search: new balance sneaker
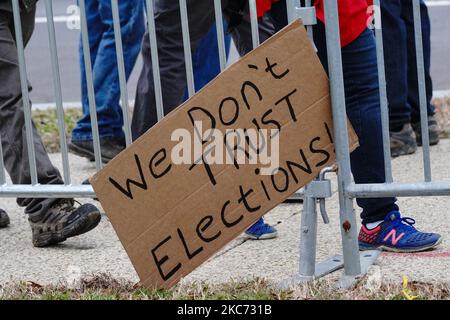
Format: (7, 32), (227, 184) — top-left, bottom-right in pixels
(390, 124), (417, 158)
(359, 211), (442, 253)
(244, 218), (278, 240)
(29, 199), (101, 247)
(0, 209), (10, 228)
(412, 115), (440, 146)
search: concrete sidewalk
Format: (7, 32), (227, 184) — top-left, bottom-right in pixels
(0, 140), (449, 287)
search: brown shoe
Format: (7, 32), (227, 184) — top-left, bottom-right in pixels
(0, 209), (10, 228)
(412, 115), (440, 146)
(390, 124), (417, 158)
(29, 199), (101, 247)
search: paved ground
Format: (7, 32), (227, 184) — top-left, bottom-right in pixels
(1, 140), (449, 287)
(27, 0), (450, 106)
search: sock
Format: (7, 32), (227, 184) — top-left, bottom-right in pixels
(365, 220), (383, 230)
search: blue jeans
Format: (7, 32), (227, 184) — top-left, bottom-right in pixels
(269, 2), (398, 223)
(182, 20), (231, 102)
(72, 0), (145, 141)
(381, 0), (434, 129)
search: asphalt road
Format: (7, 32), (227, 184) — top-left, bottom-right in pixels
(26, 0), (450, 105)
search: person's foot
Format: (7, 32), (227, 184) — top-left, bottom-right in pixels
(244, 218), (278, 240)
(412, 115), (440, 146)
(29, 199), (101, 247)
(359, 211), (442, 253)
(68, 137), (125, 164)
(0, 209), (10, 228)
(390, 124), (417, 158)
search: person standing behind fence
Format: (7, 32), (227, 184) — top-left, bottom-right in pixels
(69, 0), (145, 163)
(267, 0), (441, 252)
(0, 0), (101, 247)
(370, 0), (439, 157)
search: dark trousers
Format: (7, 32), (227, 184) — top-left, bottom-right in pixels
(381, 0), (434, 129)
(131, 0), (274, 140)
(0, 6), (63, 218)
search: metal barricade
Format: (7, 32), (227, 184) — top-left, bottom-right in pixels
(0, 0), (449, 287)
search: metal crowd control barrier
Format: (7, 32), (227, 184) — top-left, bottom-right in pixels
(1, 0), (449, 287)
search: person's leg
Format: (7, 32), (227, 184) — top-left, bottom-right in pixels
(340, 28), (400, 224)
(378, 0), (420, 157)
(132, 0), (218, 140)
(0, 8), (101, 246)
(268, 1), (440, 251)
(71, 0), (103, 143)
(402, 0), (439, 145)
(0, 7), (62, 218)
(314, 20), (440, 252)
(71, 0), (145, 161)
(380, 0), (411, 131)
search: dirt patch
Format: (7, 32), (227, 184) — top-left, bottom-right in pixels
(433, 96), (450, 138)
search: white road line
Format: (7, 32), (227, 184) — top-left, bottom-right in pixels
(35, 16), (79, 24)
(425, 0), (450, 7)
(34, 1), (450, 23)
(33, 100), (136, 110)
(433, 90), (450, 98)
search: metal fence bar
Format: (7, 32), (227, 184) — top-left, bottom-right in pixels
(298, 186), (318, 279)
(0, 185), (95, 198)
(179, 0), (195, 98)
(79, 0), (102, 171)
(347, 181), (450, 198)
(111, 0), (132, 147)
(145, 0), (164, 121)
(412, 0), (432, 182)
(249, 0), (260, 48)
(286, 0), (300, 24)
(304, 0), (314, 40)
(323, 0), (361, 276)
(12, 0), (38, 185)
(44, 0), (71, 184)
(214, 0), (227, 71)
(373, 0), (393, 183)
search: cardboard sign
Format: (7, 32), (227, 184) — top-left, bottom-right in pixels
(91, 20), (359, 289)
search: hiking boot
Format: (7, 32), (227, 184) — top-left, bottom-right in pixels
(359, 211), (442, 253)
(390, 124), (417, 158)
(29, 199), (101, 247)
(0, 209), (10, 228)
(412, 115), (440, 146)
(68, 137), (125, 164)
(244, 218), (278, 240)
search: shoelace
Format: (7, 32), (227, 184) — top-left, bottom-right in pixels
(52, 199), (75, 215)
(390, 216), (417, 231)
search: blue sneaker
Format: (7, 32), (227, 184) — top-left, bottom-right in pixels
(244, 218), (278, 240)
(359, 211), (442, 253)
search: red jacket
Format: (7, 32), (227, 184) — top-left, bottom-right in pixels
(256, 0), (369, 47)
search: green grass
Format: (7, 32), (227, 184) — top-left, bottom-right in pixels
(1, 273), (449, 300)
(33, 107), (82, 153)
